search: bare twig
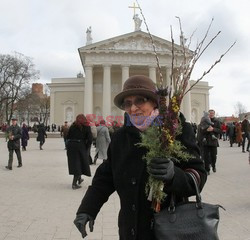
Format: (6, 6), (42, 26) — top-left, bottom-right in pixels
(170, 25), (175, 98)
(135, 0), (164, 87)
(185, 41), (236, 95)
(195, 31), (221, 63)
(196, 18), (214, 57)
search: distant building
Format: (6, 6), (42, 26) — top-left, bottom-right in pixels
(48, 30), (212, 125)
(15, 83), (50, 126)
(219, 115), (239, 124)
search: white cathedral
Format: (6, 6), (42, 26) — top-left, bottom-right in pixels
(48, 19), (212, 126)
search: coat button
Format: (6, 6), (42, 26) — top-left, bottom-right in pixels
(132, 204), (136, 211)
(131, 228), (135, 235)
(131, 178), (136, 185)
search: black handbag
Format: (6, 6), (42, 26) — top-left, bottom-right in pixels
(154, 172), (224, 240)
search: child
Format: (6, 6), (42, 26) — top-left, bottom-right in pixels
(200, 111), (217, 143)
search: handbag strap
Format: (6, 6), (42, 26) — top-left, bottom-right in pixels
(169, 172), (203, 211)
(187, 172), (202, 208)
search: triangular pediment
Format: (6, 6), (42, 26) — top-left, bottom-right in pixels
(79, 31), (182, 54)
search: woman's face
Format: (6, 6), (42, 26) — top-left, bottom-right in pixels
(123, 95), (156, 117)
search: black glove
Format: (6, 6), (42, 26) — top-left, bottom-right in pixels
(148, 157), (175, 183)
(74, 213), (94, 238)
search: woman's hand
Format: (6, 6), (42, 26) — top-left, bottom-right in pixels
(148, 157), (175, 183)
(74, 213), (94, 238)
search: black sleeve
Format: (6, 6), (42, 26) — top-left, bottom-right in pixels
(85, 126), (93, 147)
(165, 121), (207, 197)
(66, 126), (72, 139)
(14, 127), (22, 140)
(213, 120), (222, 135)
(77, 146), (115, 218)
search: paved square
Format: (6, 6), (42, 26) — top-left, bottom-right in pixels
(0, 136), (250, 240)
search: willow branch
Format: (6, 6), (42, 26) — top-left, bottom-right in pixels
(195, 31), (221, 63)
(170, 25), (175, 99)
(196, 18), (214, 57)
(185, 41), (236, 95)
(136, 0), (164, 87)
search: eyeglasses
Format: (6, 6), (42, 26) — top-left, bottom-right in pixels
(121, 97), (148, 110)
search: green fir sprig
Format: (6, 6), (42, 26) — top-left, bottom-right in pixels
(139, 122), (192, 209)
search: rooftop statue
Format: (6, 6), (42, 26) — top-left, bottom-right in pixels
(133, 14), (142, 31)
(86, 26), (93, 45)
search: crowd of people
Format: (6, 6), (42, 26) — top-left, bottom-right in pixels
(194, 111), (250, 175)
(218, 115), (250, 152)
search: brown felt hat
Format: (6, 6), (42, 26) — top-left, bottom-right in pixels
(114, 75), (158, 109)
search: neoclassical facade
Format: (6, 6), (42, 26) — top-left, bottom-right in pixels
(48, 31), (212, 125)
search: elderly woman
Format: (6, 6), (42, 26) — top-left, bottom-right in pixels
(74, 75), (207, 239)
(66, 114), (93, 189)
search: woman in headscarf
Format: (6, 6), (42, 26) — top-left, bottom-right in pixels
(66, 114), (93, 189)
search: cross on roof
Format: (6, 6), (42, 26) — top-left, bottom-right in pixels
(128, 2), (140, 16)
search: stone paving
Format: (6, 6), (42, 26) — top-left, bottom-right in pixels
(0, 136), (250, 240)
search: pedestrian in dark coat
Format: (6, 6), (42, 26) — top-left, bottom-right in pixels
(241, 115), (250, 152)
(21, 123), (29, 151)
(227, 122), (236, 147)
(37, 123), (47, 150)
(73, 75), (207, 239)
(200, 109), (222, 174)
(66, 114), (93, 190)
(5, 116), (22, 170)
(61, 121), (70, 149)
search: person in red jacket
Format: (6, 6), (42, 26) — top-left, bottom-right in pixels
(221, 122), (227, 141)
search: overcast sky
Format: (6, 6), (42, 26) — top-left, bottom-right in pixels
(1, 0), (249, 116)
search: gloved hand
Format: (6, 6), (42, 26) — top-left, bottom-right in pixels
(148, 157), (175, 183)
(74, 213), (94, 238)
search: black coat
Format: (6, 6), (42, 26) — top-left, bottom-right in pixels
(201, 117), (222, 147)
(37, 125), (47, 142)
(21, 126), (29, 147)
(77, 116), (207, 240)
(66, 124), (93, 176)
(7, 125), (22, 150)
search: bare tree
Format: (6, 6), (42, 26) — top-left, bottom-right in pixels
(40, 84), (50, 126)
(39, 94), (50, 126)
(234, 101), (247, 117)
(16, 86), (41, 126)
(15, 84), (50, 126)
(0, 52), (39, 124)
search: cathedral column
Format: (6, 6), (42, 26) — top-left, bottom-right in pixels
(122, 65), (130, 88)
(205, 93), (210, 111)
(103, 65), (111, 119)
(181, 81), (192, 122)
(166, 66), (171, 87)
(84, 65), (93, 115)
(50, 90), (55, 124)
(149, 66), (157, 83)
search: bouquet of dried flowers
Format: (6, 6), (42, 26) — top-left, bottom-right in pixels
(136, 0), (235, 212)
